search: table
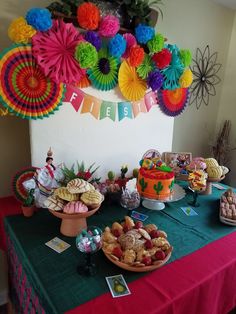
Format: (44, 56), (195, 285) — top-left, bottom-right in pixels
(3, 184), (236, 314)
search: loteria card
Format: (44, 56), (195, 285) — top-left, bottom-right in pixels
(180, 206), (198, 216)
(45, 237), (71, 253)
(105, 275), (131, 298)
(131, 210), (149, 222)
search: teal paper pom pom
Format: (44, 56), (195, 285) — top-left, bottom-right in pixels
(179, 49), (192, 67)
(75, 42), (98, 69)
(108, 34), (126, 58)
(26, 8), (52, 31)
(135, 24), (155, 44)
(147, 33), (165, 53)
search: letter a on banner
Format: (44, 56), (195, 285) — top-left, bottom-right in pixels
(81, 94), (101, 119)
(132, 99), (147, 118)
(118, 102), (133, 121)
(144, 91), (157, 112)
(64, 85), (84, 112)
(100, 101), (116, 121)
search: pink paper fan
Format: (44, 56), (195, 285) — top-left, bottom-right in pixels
(32, 20), (85, 84)
(122, 33), (137, 59)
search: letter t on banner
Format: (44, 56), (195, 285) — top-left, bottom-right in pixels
(64, 85), (84, 112)
(132, 99), (147, 118)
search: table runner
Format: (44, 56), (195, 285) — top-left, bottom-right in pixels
(4, 185), (236, 314)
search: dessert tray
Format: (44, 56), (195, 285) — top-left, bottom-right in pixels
(142, 184), (186, 210)
(102, 216), (173, 272)
(219, 188), (236, 226)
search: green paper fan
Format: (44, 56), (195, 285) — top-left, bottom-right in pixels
(87, 48), (119, 91)
(137, 54), (155, 79)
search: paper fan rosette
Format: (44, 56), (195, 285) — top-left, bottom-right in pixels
(118, 60), (147, 101)
(87, 48), (119, 91)
(12, 167), (38, 203)
(32, 20), (85, 84)
(0, 44), (65, 119)
(157, 88), (190, 116)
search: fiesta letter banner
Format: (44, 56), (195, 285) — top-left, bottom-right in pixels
(64, 85), (84, 112)
(144, 91), (158, 112)
(132, 99), (147, 118)
(81, 94), (101, 119)
(118, 102), (133, 121)
(100, 101), (116, 121)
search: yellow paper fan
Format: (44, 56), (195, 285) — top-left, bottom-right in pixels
(118, 60), (147, 101)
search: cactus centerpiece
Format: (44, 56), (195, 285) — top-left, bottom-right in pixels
(139, 177), (148, 192)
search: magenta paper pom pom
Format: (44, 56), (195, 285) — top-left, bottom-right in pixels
(122, 33), (137, 59)
(99, 15), (120, 37)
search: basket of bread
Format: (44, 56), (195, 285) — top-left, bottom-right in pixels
(219, 188), (236, 226)
(102, 216), (172, 272)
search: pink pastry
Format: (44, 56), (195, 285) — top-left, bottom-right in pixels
(188, 157), (207, 171)
(63, 201), (88, 214)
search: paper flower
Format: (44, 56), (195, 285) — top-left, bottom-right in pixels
(88, 48), (119, 91)
(26, 8), (52, 31)
(147, 33), (165, 54)
(135, 24), (155, 44)
(129, 45), (145, 67)
(118, 60), (147, 101)
(179, 49), (192, 67)
(147, 70), (164, 91)
(122, 33), (137, 59)
(99, 15), (120, 37)
(152, 48), (172, 69)
(75, 42), (98, 69)
(137, 54), (155, 79)
(32, 20), (85, 84)
(77, 75), (91, 88)
(8, 17), (36, 44)
(161, 45), (184, 90)
(108, 34), (126, 58)
(179, 68), (193, 88)
(77, 2), (100, 30)
(84, 31), (102, 51)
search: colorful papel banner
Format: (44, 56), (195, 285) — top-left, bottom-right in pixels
(118, 102), (133, 121)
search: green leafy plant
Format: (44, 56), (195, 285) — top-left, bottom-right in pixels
(139, 178), (148, 192)
(23, 189), (35, 207)
(154, 182), (163, 194)
(107, 171), (116, 181)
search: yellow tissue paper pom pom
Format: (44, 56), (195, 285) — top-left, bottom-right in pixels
(8, 17), (36, 44)
(179, 68), (193, 88)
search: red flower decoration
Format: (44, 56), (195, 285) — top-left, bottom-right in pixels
(129, 45), (145, 67)
(77, 2), (100, 30)
(152, 48), (172, 69)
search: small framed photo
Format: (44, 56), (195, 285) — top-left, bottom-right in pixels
(163, 152), (192, 170)
(105, 275), (131, 298)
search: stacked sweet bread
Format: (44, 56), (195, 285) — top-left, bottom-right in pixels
(102, 216), (172, 267)
(204, 158), (229, 179)
(220, 189), (236, 220)
(44, 178), (104, 214)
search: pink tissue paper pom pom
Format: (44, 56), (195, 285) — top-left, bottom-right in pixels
(122, 33), (137, 59)
(99, 15), (120, 37)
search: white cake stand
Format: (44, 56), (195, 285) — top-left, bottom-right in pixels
(142, 184), (186, 210)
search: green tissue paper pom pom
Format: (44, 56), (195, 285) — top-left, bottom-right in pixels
(179, 49), (192, 67)
(75, 42), (98, 69)
(147, 33), (165, 54)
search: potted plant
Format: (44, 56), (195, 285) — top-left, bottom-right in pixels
(21, 189), (35, 217)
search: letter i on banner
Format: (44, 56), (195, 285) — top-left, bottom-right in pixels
(118, 102), (133, 121)
(144, 91), (158, 112)
(81, 94), (101, 119)
(100, 101), (116, 121)
(132, 99), (147, 118)
(64, 85), (84, 112)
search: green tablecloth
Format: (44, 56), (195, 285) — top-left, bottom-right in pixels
(4, 183), (236, 313)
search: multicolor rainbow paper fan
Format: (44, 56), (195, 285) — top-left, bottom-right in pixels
(12, 167), (38, 202)
(87, 48), (119, 91)
(118, 60), (147, 101)
(0, 44), (65, 120)
(157, 88), (190, 116)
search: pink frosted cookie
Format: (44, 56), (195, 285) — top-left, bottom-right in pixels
(63, 201), (88, 214)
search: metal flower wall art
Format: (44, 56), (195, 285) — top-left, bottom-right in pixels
(190, 45), (221, 109)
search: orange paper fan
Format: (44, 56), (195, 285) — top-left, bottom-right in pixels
(77, 75), (91, 88)
(118, 60), (147, 101)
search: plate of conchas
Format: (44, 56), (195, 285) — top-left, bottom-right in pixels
(102, 216), (173, 272)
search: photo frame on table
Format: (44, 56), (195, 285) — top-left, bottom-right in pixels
(163, 152), (192, 169)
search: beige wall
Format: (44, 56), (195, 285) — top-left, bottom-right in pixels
(0, 0), (51, 197)
(216, 13), (236, 187)
(157, 0), (234, 157)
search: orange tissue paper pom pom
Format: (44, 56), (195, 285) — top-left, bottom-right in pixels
(77, 2), (100, 30)
(129, 45), (145, 67)
(8, 17), (36, 44)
